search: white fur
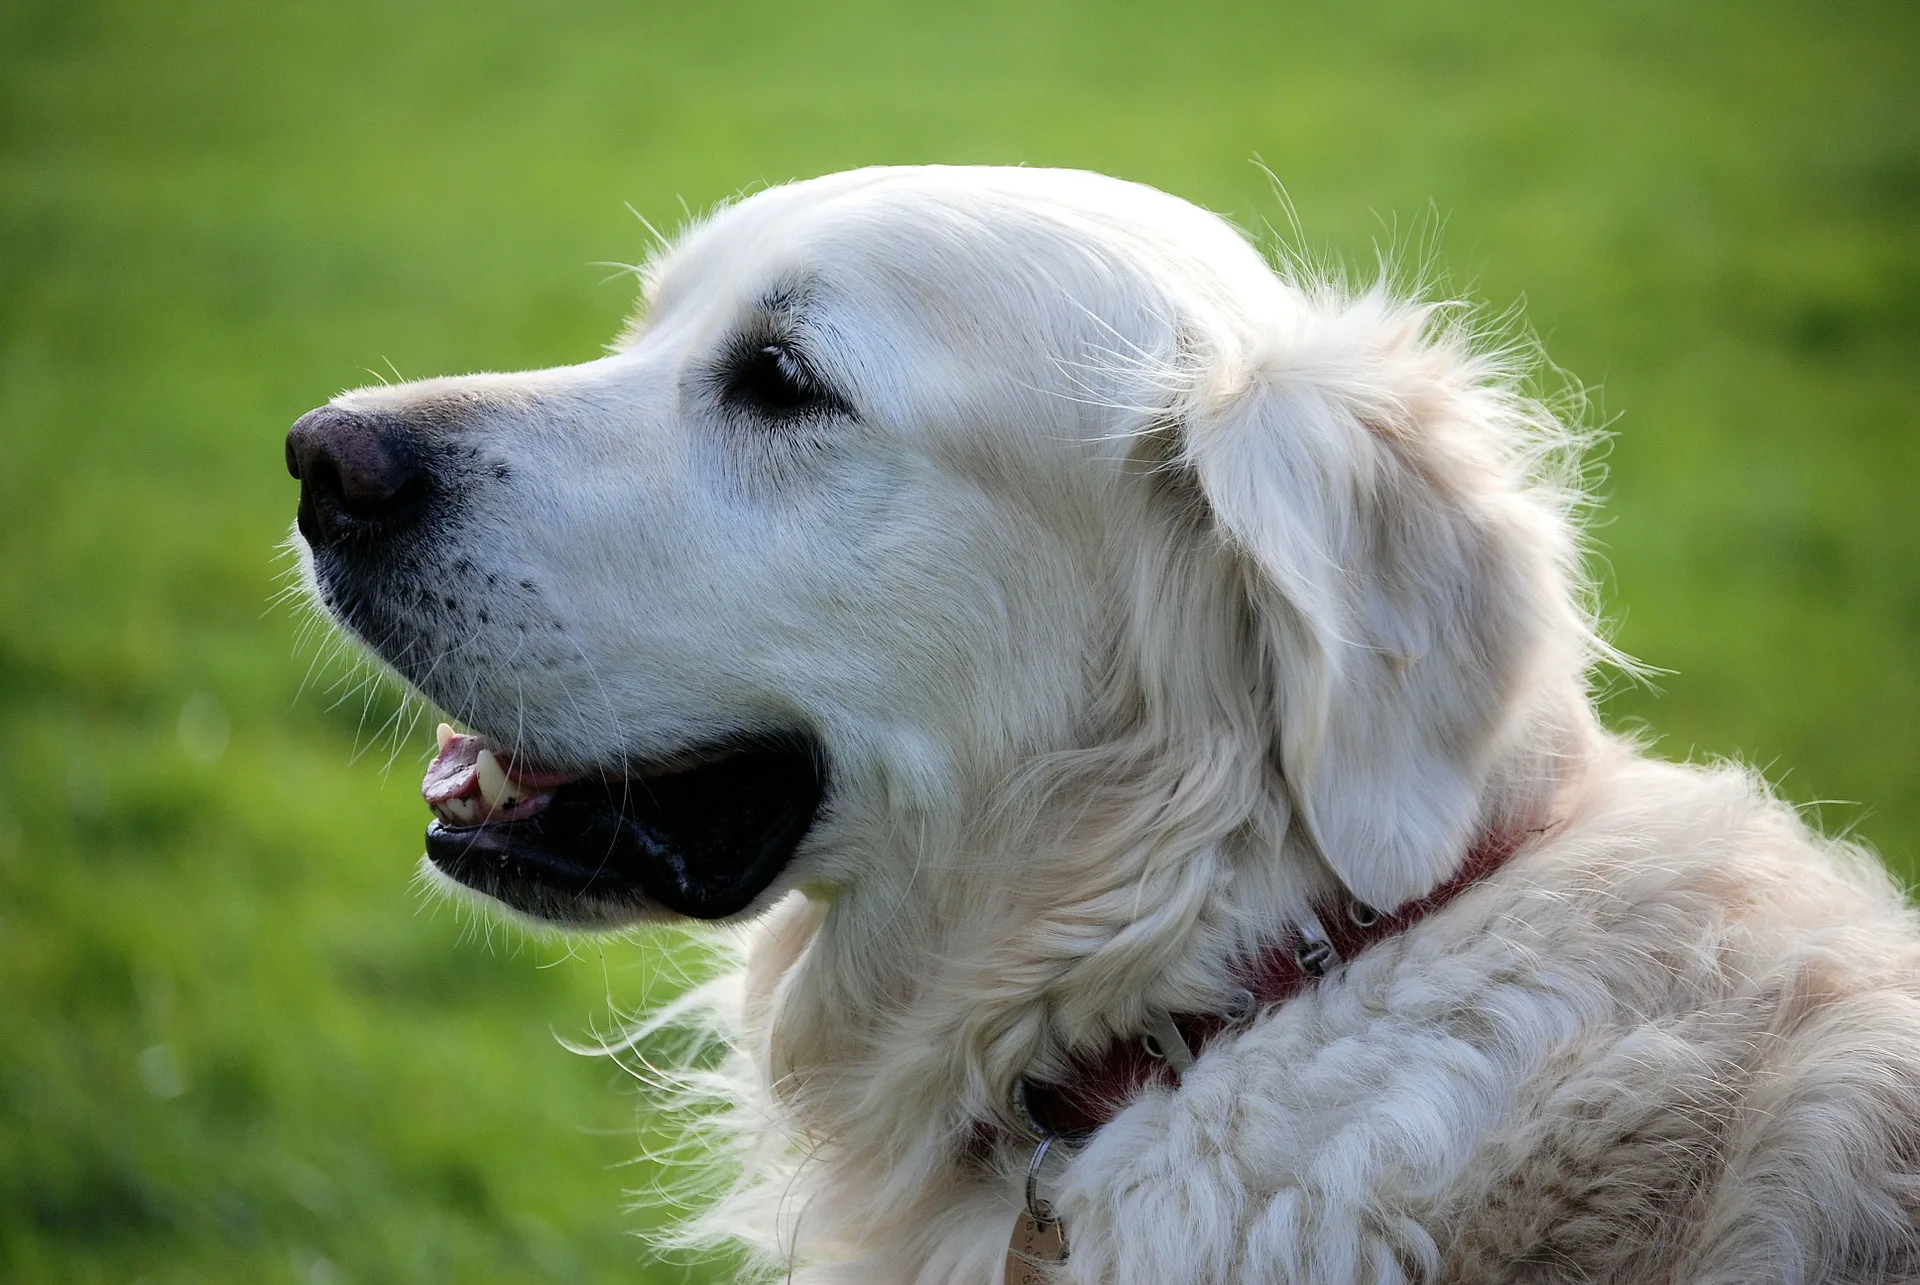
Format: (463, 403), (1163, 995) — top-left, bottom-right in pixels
(312, 166), (1920, 1282)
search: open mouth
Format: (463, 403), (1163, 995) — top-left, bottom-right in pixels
(421, 724), (827, 924)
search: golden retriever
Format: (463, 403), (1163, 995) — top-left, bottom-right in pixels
(288, 166), (1920, 1283)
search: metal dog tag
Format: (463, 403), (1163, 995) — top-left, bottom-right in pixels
(1004, 1209), (1068, 1282)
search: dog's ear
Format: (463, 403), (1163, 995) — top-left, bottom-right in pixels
(1181, 298), (1574, 910)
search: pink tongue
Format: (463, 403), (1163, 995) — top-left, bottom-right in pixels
(422, 732), (585, 806)
(424, 734), (483, 804)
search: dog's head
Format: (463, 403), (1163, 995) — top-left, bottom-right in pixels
(288, 166), (1590, 931)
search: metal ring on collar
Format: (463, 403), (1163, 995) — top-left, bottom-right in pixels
(1025, 1134), (1059, 1222)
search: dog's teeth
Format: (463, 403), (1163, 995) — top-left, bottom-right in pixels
(474, 748), (523, 810)
(436, 721), (456, 750)
(439, 796), (480, 826)
(475, 748), (508, 808)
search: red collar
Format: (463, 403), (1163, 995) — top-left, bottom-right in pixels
(1006, 828), (1533, 1143)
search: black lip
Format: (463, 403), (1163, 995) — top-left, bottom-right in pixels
(424, 736), (827, 923)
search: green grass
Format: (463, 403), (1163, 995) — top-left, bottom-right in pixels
(2, 0), (1915, 1280)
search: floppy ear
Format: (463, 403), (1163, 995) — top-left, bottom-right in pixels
(1182, 298), (1573, 910)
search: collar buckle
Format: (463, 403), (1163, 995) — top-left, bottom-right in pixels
(1291, 911), (1339, 977)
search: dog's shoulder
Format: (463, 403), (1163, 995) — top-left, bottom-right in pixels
(1053, 751), (1920, 1284)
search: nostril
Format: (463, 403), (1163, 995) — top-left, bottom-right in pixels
(305, 454), (347, 508)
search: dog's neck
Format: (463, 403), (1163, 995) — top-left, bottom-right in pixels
(1002, 821), (1541, 1145)
(740, 698), (1591, 1249)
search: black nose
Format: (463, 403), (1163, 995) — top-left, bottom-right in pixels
(285, 405), (431, 547)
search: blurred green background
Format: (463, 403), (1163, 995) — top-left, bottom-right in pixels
(2, 0), (1914, 1280)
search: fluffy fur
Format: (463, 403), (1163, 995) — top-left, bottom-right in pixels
(304, 166), (1920, 1283)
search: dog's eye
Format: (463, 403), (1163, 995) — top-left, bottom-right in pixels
(718, 340), (851, 423)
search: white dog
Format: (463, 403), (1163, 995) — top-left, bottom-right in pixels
(288, 166), (1920, 1283)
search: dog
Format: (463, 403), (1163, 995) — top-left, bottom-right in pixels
(287, 166), (1920, 1283)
